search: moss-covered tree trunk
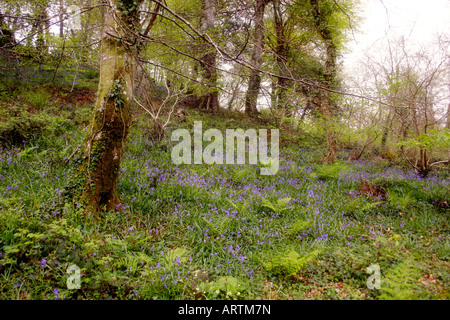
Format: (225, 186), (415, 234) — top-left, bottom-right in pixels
(80, 1), (137, 213)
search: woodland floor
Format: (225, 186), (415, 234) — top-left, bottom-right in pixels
(0, 83), (449, 300)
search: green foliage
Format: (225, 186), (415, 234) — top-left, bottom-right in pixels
(226, 198), (248, 214)
(340, 198), (364, 215)
(200, 276), (248, 299)
(284, 220), (313, 237)
(311, 162), (350, 180)
(421, 183), (449, 209)
(207, 216), (233, 238)
(0, 87), (90, 146)
(19, 88), (51, 110)
(162, 247), (189, 270)
(359, 201), (384, 213)
(396, 129), (450, 172)
(262, 249), (321, 277)
(84, 69), (99, 80)
(398, 130), (450, 150)
(292, 0), (360, 48)
(387, 188), (417, 212)
(114, 255), (143, 276)
(1, 219), (83, 267)
(378, 259), (422, 300)
(0, 80), (448, 300)
(232, 167), (253, 185)
(260, 197), (292, 213)
(108, 79), (126, 107)
(165, 0), (201, 17)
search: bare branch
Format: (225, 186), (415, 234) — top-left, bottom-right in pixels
(142, 2), (161, 37)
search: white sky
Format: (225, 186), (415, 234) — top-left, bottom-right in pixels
(344, 0), (450, 69)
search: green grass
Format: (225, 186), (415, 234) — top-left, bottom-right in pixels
(0, 86), (449, 300)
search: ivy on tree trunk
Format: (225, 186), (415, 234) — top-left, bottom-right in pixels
(79, 0), (140, 213)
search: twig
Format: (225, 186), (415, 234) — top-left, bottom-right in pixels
(429, 160), (450, 167)
(64, 144), (81, 165)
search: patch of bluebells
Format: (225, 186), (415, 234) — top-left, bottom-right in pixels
(3, 131), (447, 298)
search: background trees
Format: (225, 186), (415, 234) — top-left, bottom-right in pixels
(347, 36), (449, 176)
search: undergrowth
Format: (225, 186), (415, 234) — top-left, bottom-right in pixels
(0, 85), (448, 300)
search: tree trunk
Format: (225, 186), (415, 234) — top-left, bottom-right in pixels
(36, 8), (47, 53)
(198, 0), (219, 111)
(0, 11), (15, 48)
(273, 0), (290, 117)
(81, 0), (94, 47)
(59, 0), (64, 38)
(310, 0), (338, 164)
(381, 108), (392, 149)
(446, 102), (450, 129)
(321, 98), (337, 164)
(245, 0), (270, 116)
(27, 21), (36, 47)
(79, 1), (136, 213)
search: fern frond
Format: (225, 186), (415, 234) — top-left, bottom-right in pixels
(261, 198), (277, 212)
(285, 220), (313, 237)
(360, 201), (383, 212)
(261, 197), (291, 213)
(378, 259), (422, 300)
(163, 247), (189, 269)
(263, 249), (321, 276)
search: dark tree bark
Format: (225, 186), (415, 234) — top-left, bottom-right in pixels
(381, 108), (393, 149)
(446, 103), (450, 129)
(273, 0), (290, 117)
(0, 12), (15, 48)
(36, 7), (47, 53)
(245, 0), (271, 116)
(310, 0), (338, 164)
(59, 0), (64, 38)
(198, 0), (219, 111)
